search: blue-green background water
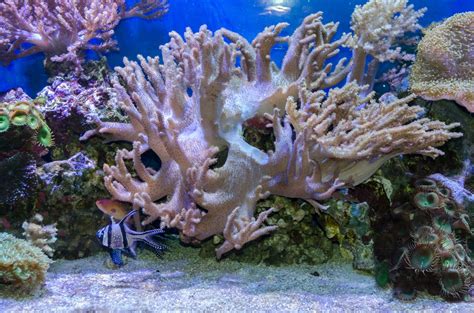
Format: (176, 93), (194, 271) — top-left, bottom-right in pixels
(1, 0), (473, 95)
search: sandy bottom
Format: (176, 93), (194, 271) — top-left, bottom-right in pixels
(1, 244), (472, 312)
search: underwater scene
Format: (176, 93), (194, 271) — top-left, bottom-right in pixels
(0, 0), (473, 311)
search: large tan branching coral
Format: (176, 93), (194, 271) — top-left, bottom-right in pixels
(83, 0), (461, 258)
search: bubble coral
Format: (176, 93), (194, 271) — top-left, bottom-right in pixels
(410, 12), (474, 112)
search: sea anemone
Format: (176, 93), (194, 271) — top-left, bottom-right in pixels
(453, 244), (467, 262)
(415, 178), (438, 192)
(433, 216), (453, 233)
(414, 192), (440, 210)
(437, 187), (451, 198)
(0, 113), (9, 132)
(439, 269), (467, 297)
(412, 226), (438, 245)
(442, 200), (457, 217)
(407, 245), (437, 272)
(439, 251), (458, 270)
(453, 214), (472, 234)
(36, 125), (54, 147)
(439, 236), (455, 251)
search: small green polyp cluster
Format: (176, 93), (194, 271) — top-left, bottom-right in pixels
(0, 98), (53, 147)
(394, 178), (473, 300)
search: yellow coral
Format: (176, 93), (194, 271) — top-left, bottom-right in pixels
(410, 12), (474, 112)
(0, 232), (52, 295)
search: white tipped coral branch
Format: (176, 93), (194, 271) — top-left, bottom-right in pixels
(347, 0), (426, 92)
(216, 207), (277, 259)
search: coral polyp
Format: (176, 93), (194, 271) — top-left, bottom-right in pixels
(37, 125), (54, 147)
(439, 252), (458, 270)
(408, 245), (436, 272)
(414, 191), (440, 210)
(379, 176), (473, 300)
(439, 270), (468, 297)
(0, 99), (54, 148)
(412, 226), (438, 246)
(0, 114), (9, 132)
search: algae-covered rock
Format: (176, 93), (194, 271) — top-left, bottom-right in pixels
(200, 195), (372, 267)
(35, 152), (111, 259)
(0, 232), (52, 296)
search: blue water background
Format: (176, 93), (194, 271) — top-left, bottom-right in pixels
(1, 0), (473, 96)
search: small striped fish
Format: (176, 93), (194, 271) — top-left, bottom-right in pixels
(96, 209), (166, 266)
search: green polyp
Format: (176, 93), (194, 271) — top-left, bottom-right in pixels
(415, 178), (437, 191)
(414, 192), (439, 210)
(11, 112), (28, 126)
(440, 254), (457, 270)
(443, 201), (456, 216)
(454, 244), (466, 261)
(410, 246), (434, 271)
(440, 237), (455, 251)
(433, 216), (452, 233)
(26, 114), (41, 130)
(37, 125), (53, 147)
(0, 115), (9, 132)
(375, 261), (390, 288)
(437, 187), (451, 198)
(440, 270), (464, 295)
(417, 232), (438, 245)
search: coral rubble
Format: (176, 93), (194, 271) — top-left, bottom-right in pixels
(22, 213), (58, 258)
(84, 0), (461, 259)
(0, 0), (169, 70)
(410, 12), (474, 112)
(35, 152), (110, 258)
(0, 232), (51, 296)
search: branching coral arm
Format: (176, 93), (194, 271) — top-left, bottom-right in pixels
(216, 200), (276, 259)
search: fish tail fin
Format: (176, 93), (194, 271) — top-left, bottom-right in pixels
(144, 235), (167, 254)
(141, 228), (165, 236)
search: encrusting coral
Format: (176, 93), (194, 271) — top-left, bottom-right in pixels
(0, 0), (169, 70)
(0, 232), (52, 296)
(83, 0), (462, 259)
(22, 213), (58, 258)
(410, 12), (474, 112)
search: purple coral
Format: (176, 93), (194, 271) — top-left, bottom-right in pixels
(0, 0), (169, 70)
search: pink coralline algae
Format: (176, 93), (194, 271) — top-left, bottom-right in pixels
(0, 0), (169, 70)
